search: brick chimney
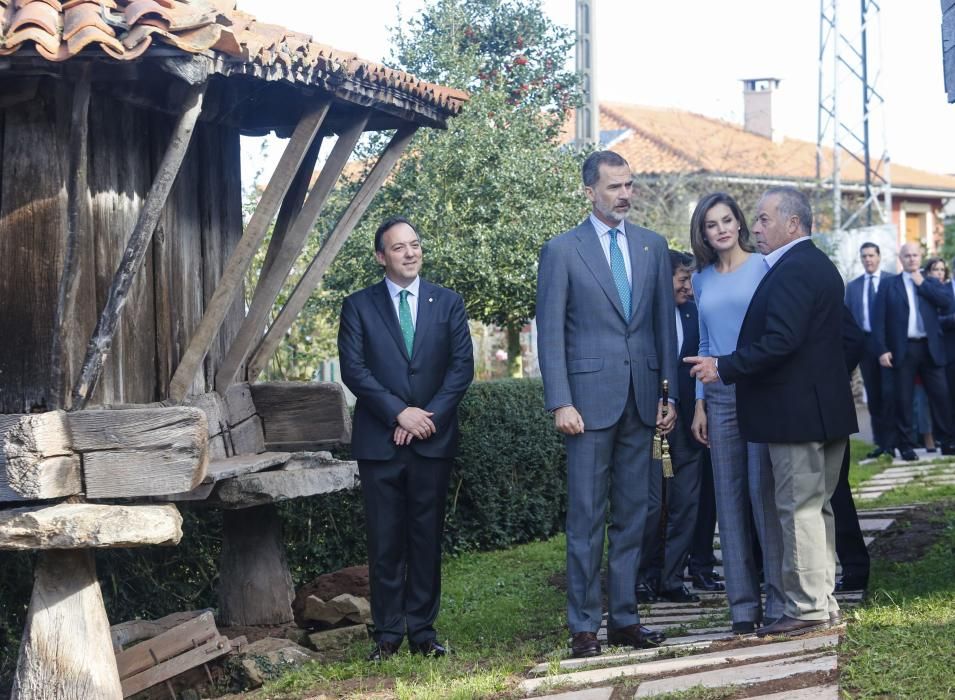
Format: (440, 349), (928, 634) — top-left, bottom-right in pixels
(741, 78), (781, 141)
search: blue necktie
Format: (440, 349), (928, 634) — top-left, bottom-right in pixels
(608, 229), (632, 318)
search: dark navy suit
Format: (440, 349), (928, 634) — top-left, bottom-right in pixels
(845, 272), (895, 451)
(872, 273), (955, 450)
(338, 278), (473, 646)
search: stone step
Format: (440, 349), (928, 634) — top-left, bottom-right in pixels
(747, 684), (840, 700)
(535, 688), (614, 700)
(519, 635), (838, 694)
(858, 518), (894, 531)
(529, 640), (715, 676)
(633, 653), (837, 697)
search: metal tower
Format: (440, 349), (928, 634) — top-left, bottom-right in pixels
(816, 0), (891, 232)
(575, 0), (598, 145)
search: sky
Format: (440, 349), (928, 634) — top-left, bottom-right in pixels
(236, 0), (955, 179)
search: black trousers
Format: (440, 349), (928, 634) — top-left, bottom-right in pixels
(860, 337), (894, 450)
(831, 441), (870, 582)
(687, 449), (718, 577)
(892, 340), (954, 449)
(358, 450), (451, 645)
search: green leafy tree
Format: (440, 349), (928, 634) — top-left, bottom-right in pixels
(318, 0), (588, 377)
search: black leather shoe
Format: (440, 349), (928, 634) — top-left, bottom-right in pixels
(607, 624), (666, 648)
(691, 573), (725, 592)
(865, 447), (889, 459)
(636, 582), (658, 603)
(657, 585), (701, 603)
(899, 448), (919, 461)
(367, 640), (401, 661)
(835, 575), (868, 592)
(941, 444), (955, 456)
(570, 631), (601, 658)
(731, 621), (756, 635)
(410, 639), (447, 657)
(756, 615), (828, 638)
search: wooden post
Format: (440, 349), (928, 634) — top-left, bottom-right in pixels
(215, 112), (371, 391)
(166, 101), (331, 404)
(50, 64), (91, 410)
(12, 550), (123, 700)
(247, 125), (419, 381)
(218, 505), (295, 626)
(70, 82), (207, 410)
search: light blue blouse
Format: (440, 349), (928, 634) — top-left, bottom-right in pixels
(692, 253), (767, 400)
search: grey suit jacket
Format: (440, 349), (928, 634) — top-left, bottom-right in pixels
(536, 218), (678, 430)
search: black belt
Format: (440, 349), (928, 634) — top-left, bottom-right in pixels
(907, 337), (928, 343)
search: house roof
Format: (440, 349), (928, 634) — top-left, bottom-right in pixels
(597, 103), (955, 195)
(0, 0), (468, 126)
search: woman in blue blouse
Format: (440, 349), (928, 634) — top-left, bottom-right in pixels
(689, 192), (784, 635)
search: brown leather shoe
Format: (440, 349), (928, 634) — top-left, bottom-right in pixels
(607, 624), (666, 648)
(756, 615), (828, 638)
(570, 631), (601, 658)
(367, 640), (401, 661)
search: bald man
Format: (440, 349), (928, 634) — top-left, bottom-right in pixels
(871, 243), (955, 461)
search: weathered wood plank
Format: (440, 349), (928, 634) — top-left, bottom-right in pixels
(0, 414), (28, 502)
(72, 83), (207, 409)
(251, 381), (351, 450)
(71, 407), (209, 498)
(111, 610), (211, 652)
(13, 550), (123, 699)
(218, 504), (294, 625)
(167, 101), (330, 403)
(120, 634), (231, 698)
(115, 610), (218, 680)
(222, 382), (257, 425)
(247, 125), (419, 381)
(226, 415), (266, 456)
(215, 114), (367, 390)
(183, 391), (228, 438)
(4, 410), (82, 499)
(208, 454), (358, 509)
(158, 451), (289, 502)
(0, 503), (183, 550)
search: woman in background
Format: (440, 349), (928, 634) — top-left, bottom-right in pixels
(689, 192), (784, 635)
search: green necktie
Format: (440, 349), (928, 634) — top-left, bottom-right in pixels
(398, 289), (415, 356)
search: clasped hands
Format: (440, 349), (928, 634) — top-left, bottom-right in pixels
(554, 399), (677, 436)
(393, 406), (436, 446)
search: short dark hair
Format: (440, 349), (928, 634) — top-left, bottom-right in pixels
(924, 256), (950, 282)
(689, 192), (756, 269)
(668, 249), (695, 274)
(581, 151), (629, 187)
(763, 186), (813, 234)
(860, 241), (880, 255)
(374, 216), (418, 253)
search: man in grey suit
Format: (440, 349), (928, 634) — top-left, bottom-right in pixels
(536, 151), (678, 658)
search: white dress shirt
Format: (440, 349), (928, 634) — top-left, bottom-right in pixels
(861, 271), (882, 333)
(763, 235), (810, 268)
(589, 213), (632, 284)
(384, 275), (420, 328)
(902, 272), (926, 338)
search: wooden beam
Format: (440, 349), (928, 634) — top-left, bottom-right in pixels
(13, 550), (123, 699)
(4, 411), (81, 500)
(120, 634), (232, 698)
(1, 414), (29, 503)
(215, 113), (370, 390)
(50, 65), (91, 410)
(115, 611), (217, 680)
(72, 408), (209, 498)
(250, 381), (351, 450)
(111, 610), (211, 653)
(247, 125), (419, 381)
(71, 82), (208, 410)
(166, 100), (332, 403)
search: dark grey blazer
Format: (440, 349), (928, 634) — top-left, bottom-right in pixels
(536, 218), (678, 430)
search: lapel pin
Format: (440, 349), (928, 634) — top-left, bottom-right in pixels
(644, 246), (649, 252)
(428, 297), (433, 303)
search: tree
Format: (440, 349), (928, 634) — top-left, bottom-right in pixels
(317, 0), (588, 377)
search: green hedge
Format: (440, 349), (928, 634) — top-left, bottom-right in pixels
(0, 378), (565, 693)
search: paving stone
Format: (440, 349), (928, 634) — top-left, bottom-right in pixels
(664, 631), (736, 645)
(535, 688), (614, 700)
(863, 535), (875, 545)
(856, 491), (886, 500)
(858, 518), (894, 531)
(746, 684), (840, 699)
(528, 641), (714, 675)
(641, 613), (719, 624)
(519, 635), (838, 693)
(633, 654), (837, 697)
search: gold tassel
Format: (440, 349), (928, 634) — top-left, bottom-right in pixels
(652, 432), (662, 460)
(661, 437), (674, 478)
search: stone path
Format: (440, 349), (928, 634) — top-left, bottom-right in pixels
(852, 454), (955, 501)
(521, 457), (955, 698)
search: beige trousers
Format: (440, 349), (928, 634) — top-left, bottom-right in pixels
(768, 437), (847, 621)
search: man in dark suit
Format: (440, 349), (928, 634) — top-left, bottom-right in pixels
(872, 242), (955, 461)
(338, 217), (474, 661)
(638, 250), (705, 603)
(687, 186), (857, 637)
(941, 258), (955, 426)
(537, 150), (677, 658)
(845, 242), (895, 458)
